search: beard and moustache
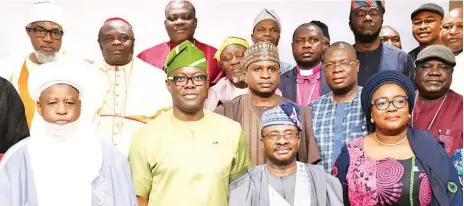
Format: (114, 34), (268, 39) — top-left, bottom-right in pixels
(34, 50), (57, 64)
(350, 22), (382, 43)
(231, 73), (246, 84)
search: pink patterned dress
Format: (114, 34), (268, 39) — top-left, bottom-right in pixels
(332, 137), (432, 206)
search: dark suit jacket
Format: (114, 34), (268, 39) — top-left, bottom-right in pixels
(279, 66), (331, 104)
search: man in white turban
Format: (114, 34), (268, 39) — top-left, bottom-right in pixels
(0, 1), (66, 130)
(0, 58), (138, 206)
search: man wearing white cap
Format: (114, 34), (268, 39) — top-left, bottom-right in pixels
(0, 1), (66, 130)
(251, 8), (294, 74)
(0, 58), (137, 206)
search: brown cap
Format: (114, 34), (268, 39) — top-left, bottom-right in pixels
(244, 41), (280, 70)
(415, 45), (456, 67)
(411, 3), (444, 20)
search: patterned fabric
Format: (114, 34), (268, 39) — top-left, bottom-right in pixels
(340, 137), (432, 205)
(244, 41), (279, 70)
(165, 40), (206, 77)
(214, 37), (249, 60)
(452, 148), (463, 186)
(253, 8), (281, 29)
(312, 86), (367, 172)
(261, 102), (302, 131)
(350, 0), (385, 14)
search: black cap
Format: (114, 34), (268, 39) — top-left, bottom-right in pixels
(310, 20), (330, 41)
(411, 3), (444, 20)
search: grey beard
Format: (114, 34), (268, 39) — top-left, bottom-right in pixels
(231, 74), (246, 84)
(34, 51), (56, 64)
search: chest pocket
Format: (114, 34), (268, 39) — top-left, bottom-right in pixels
(434, 129), (463, 154)
(350, 124), (367, 139)
(198, 139), (233, 179)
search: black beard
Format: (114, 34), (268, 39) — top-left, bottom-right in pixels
(350, 24), (381, 43)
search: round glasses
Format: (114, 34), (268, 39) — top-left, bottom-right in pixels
(167, 75), (208, 86)
(27, 26), (63, 40)
(371, 96), (408, 111)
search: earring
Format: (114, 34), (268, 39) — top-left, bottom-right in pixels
(370, 118), (374, 123)
(408, 114), (411, 119)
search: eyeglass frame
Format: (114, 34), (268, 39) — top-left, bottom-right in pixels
(371, 95), (408, 111)
(167, 75), (208, 86)
(323, 61), (357, 71)
(261, 131), (300, 141)
(26, 25), (64, 40)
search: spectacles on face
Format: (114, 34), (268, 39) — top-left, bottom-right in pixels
(262, 131), (299, 141)
(371, 96), (408, 111)
(353, 9), (382, 19)
(324, 61), (356, 71)
(100, 34), (134, 44)
(27, 26), (63, 40)
(167, 75), (208, 86)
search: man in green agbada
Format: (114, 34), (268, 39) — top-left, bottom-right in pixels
(129, 40), (251, 206)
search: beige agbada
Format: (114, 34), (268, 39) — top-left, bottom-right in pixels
(94, 57), (172, 156)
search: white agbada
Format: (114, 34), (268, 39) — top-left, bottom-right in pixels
(94, 57), (172, 156)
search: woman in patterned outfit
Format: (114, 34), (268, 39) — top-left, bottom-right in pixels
(332, 70), (462, 206)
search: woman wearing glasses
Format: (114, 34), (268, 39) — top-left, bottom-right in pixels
(332, 70), (462, 206)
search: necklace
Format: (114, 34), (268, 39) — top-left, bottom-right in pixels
(374, 133), (407, 146)
(411, 92), (448, 129)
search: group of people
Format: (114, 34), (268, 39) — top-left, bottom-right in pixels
(0, 0), (462, 205)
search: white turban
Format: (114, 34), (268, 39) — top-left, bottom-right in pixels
(26, 1), (65, 29)
(252, 8), (281, 31)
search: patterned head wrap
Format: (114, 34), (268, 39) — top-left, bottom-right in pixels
(165, 40), (207, 77)
(261, 102), (302, 131)
(214, 37), (249, 61)
(244, 41), (279, 70)
(361, 70), (416, 132)
(350, 0), (385, 14)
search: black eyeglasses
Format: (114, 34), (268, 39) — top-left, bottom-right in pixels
(167, 75), (208, 86)
(27, 26), (63, 40)
(371, 96), (408, 111)
(262, 132), (299, 141)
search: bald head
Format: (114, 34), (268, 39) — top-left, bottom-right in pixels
(98, 20), (135, 66)
(379, 25), (402, 49)
(323, 41), (359, 95)
(441, 8), (463, 55)
(165, 0), (196, 17)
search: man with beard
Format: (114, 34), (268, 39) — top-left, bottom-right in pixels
(229, 102), (343, 206)
(95, 17), (172, 156)
(409, 3), (444, 61)
(411, 45), (463, 156)
(137, 0), (222, 85)
(442, 8), (463, 94)
(129, 41), (250, 206)
(280, 23), (330, 106)
(251, 8), (295, 74)
(380, 25), (402, 49)
(349, 0), (414, 86)
(1, 1), (65, 129)
(311, 42), (367, 173)
(214, 41), (321, 166)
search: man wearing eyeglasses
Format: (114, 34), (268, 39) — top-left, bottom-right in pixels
(137, 0), (223, 85)
(0, 1), (65, 129)
(280, 23), (330, 106)
(349, 0), (414, 86)
(215, 41), (321, 166)
(311, 42), (367, 173)
(409, 3), (444, 61)
(229, 102), (343, 206)
(411, 45), (463, 156)
(94, 17), (171, 156)
(129, 40), (250, 206)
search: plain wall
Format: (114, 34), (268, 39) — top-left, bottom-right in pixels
(0, 0), (450, 64)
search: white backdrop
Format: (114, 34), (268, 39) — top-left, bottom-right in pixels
(0, 0), (449, 64)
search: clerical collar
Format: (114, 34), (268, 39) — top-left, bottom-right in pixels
(297, 62), (321, 77)
(104, 59), (133, 71)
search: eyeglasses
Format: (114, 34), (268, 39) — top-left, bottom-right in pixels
(371, 96), (408, 111)
(413, 19), (438, 27)
(324, 61), (356, 70)
(262, 132), (299, 141)
(27, 26), (63, 40)
(167, 75), (208, 86)
(296, 78), (318, 84)
(100, 34), (134, 44)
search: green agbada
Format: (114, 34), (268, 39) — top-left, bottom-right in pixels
(165, 40), (207, 77)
